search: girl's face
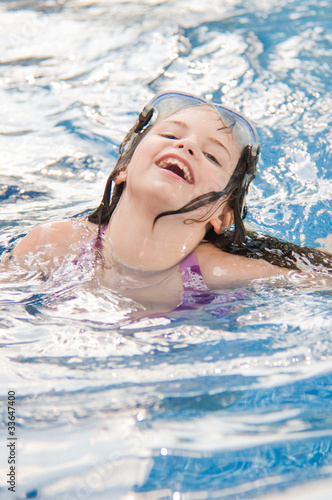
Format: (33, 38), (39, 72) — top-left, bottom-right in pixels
(119, 105), (242, 217)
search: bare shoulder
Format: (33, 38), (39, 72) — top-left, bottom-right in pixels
(12, 219), (97, 263)
(195, 242), (287, 288)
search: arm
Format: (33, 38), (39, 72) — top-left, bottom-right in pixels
(196, 242), (287, 289)
(12, 219), (88, 271)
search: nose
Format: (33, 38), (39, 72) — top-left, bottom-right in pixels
(178, 144), (194, 156)
(175, 140), (196, 157)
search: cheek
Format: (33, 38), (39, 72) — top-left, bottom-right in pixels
(126, 136), (160, 172)
(125, 146), (149, 183)
(201, 170), (233, 194)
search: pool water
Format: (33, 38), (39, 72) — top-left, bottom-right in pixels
(1, 0), (332, 499)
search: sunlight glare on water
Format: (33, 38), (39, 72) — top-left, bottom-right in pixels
(0, 0), (332, 499)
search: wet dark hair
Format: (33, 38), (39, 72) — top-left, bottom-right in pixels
(88, 108), (154, 229)
(88, 103), (332, 273)
(231, 231), (332, 273)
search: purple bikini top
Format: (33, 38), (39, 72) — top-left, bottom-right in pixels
(178, 250), (247, 313)
(179, 251), (209, 291)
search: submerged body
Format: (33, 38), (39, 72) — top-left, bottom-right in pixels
(12, 216), (284, 313)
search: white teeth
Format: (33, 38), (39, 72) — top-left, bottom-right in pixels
(158, 158), (193, 183)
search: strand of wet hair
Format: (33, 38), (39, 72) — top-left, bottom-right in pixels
(232, 231), (332, 272)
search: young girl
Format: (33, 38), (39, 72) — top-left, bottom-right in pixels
(12, 91), (332, 313)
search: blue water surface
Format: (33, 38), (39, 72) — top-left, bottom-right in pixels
(0, 0), (332, 499)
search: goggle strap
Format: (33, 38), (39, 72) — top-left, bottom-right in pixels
(118, 108), (153, 157)
(136, 107), (153, 132)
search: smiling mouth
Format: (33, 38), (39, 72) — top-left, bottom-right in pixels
(157, 157), (194, 184)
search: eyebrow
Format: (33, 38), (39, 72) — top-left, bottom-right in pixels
(163, 119), (231, 158)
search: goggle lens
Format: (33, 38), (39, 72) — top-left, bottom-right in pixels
(142, 91), (260, 158)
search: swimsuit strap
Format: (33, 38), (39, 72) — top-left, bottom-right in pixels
(180, 251), (209, 291)
(74, 223), (108, 267)
(89, 223), (108, 252)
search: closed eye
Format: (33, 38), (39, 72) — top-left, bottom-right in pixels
(159, 133), (178, 140)
(205, 152), (221, 166)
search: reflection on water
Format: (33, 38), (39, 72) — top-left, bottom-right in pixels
(0, 0), (332, 498)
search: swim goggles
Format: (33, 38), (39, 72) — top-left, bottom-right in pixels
(140, 90), (260, 159)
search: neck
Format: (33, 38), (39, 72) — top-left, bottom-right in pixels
(101, 193), (204, 276)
